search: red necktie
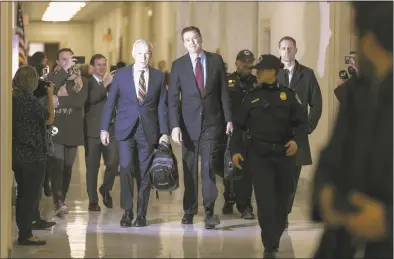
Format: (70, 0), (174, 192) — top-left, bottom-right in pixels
(195, 57), (204, 95)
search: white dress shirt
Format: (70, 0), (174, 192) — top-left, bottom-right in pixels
(92, 74), (104, 85)
(134, 66), (149, 97)
(285, 62), (296, 84)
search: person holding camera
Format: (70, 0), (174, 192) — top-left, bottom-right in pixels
(334, 51), (361, 103)
(12, 65), (55, 245)
(46, 48), (88, 216)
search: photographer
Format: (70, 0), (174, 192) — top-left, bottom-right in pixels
(27, 52), (57, 230)
(334, 51), (360, 103)
(12, 65), (54, 245)
(46, 48), (88, 216)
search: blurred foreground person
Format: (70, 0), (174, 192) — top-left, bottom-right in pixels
(12, 65), (55, 245)
(312, 2), (393, 258)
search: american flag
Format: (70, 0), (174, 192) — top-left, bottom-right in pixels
(15, 2), (27, 67)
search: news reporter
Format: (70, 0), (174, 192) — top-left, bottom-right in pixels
(12, 65), (55, 245)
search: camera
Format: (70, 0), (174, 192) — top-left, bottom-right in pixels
(339, 52), (358, 80)
(33, 64), (52, 98)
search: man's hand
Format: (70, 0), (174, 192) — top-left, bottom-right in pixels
(171, 127), (182, 145)
(232, 153), (244, 169)
(52, 95), (59, 108)
(57, 86), (68, 96)
(345, 191), (387, 241)
(285, 140), (298, 156)
(63, 56), (77, 71)
(319, 184), (348, 226)
(100, 130), (110, 146)
(103, 70), (116, 88)
(159, 134), (169, 144)
(226, 122), (233, 134)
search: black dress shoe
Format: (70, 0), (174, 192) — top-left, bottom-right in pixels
(204, 213), (220, 229)
(18, 236), (47, 246)
(181, 214), (194, 224)
(43, 184), (52, 197)
(32, 219), (56, 230)
(88, 202), (101, 211)
(222, 201), (234, 215)
(99, 186), (113, 208)
(134, 216), (147, 227)
(263, 251), (277, 259)
(120, 210), (133, 227)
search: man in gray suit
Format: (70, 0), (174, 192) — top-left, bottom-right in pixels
(277, 36), (323, 228)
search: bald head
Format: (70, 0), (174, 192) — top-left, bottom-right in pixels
(132, 39), (152, 69)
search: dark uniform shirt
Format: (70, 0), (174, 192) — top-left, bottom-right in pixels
(231, 81), (305, 155)
(227, 72), (257, 116)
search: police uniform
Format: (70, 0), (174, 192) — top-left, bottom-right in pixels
(231, 54), (305, 257)
(223, 50), (256, 219)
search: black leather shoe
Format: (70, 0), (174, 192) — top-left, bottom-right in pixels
(32, 219), (56, 230)
(181, 214), (194, 224)
(99, 186), (113, 208)
(134, 216), (147, 227)
(43, 183), (52, 197)
(222, 201), (234, 215)
(204, 212), (220, 229)
(120, 210), (133, 227)
(241, 207), (255, 220)
(88, 202), (101, 212)
(263, 251), (277, 259)
(18, 236), (47, 246)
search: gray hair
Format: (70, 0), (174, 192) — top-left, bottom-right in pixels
(13, 65), (39, 92)
(132, 39), (153, 54)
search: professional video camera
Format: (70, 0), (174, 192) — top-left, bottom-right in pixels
(338, 51), (358, 80)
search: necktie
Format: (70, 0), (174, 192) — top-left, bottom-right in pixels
(137, 70), (147, 104)
(195, 57), (204, 95)
(284, 69), (290, 87)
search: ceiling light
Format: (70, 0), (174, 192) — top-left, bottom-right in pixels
(42, 2), (87, 22)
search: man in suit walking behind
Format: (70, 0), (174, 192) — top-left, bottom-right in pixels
(84, 54), (118, 212)
(168, 26), (233, 229)
(101, 40), (169, 227)
(276, 36), (323, 228)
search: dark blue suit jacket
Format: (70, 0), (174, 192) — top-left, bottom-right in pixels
(101, 64), (169, 145)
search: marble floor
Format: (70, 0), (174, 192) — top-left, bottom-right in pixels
(11, 145), (323, 258)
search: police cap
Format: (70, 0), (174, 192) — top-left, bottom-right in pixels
(250, 54), (284, 70)
(236, 50), (255, 62)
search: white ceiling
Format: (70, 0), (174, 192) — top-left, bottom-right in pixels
(21, 2), (122, 23)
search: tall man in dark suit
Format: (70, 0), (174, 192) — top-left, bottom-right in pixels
(276, 36), (323, 227)
(101, 39), (169, 228)
(168, 26), (232, 229)
(84, 54), (118, 211)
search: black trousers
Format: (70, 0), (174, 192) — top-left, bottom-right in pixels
(85, 136), (118, 203)
(248, 144), (295, 250)
(182, 125), (221, 215)
(118, 121), (153, 217)
(13, 160), (46, 241)
(48, 144), (77, 203)
(287, 165), (302, 214)
(33, 157), (52, 222)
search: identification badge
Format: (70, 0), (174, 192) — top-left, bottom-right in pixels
(280, 92), (287, 101)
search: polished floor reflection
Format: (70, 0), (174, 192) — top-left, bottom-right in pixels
(12, 146), (323, 258)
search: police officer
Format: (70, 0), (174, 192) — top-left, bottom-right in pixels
(231, 54), (305, 258)
(222, 50), (256, 220)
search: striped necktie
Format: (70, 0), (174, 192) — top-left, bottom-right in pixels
(137, 70), (147, 104)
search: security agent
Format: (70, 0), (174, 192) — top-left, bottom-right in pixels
(231, 54), (305, 258)
(222, 49), (256, 219)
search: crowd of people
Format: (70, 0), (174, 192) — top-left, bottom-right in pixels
(11, 2), (392, 258)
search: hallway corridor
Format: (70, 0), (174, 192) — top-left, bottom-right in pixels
(11, 145), (323, 258)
